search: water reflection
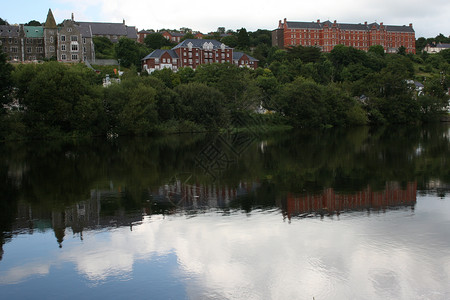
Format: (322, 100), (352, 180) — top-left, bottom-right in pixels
(0, 124), (450, 299)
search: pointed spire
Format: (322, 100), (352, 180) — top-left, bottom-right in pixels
(44, 9), (57, 29)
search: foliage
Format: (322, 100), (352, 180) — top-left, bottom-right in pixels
(0, 48), (13, 112)
(144, 33), (175, 50)
(25, 20), (41, 26)
(237, 28), (250, 49)
(93, 37), (115, 59)
(114, 38), (149, 70)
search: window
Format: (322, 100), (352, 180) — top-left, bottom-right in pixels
(10, 46), (18, 53)
(83, 38), (86, 44)
(67, 28), (72, 32)
(61, 35), (66, 42)
(71, 44), (78, 51)
(71, 36), (78, 42)
(36, 47), (43, 53)
(26, 38), (32, 44)
(83, 47), (86, 53)
(50, 36), (54, 43)
(14, 38), (18, 44)
(71, 54), (78, 60)
(61, 54), (67, 60)
(155, 58), (159, 64)
(8, 38), (12, 44)
(27, 47), (32, 53)
(183, 58), (187, 63)
(167, 58), (171, 63)
(50, 46), (55, 52)
(38, 39), (42, 44)
(162, 58), (166, 63)
(61, 45), (66, 51)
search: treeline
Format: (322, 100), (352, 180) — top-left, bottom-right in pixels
(0, 43), (449, 140)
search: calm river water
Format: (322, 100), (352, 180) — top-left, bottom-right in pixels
(1, 125), (450, 299)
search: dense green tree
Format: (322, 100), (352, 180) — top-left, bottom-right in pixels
(416, 37), (427, 52)
(93, 37), (115, 59)
(174, 82), (229, 128)
(25, 20), (41, 26)
(0, 49), (13, 112)
(181, 32), (195, 41)
(115, 38), (149, 69)
(368, 45), (385, 57)
(286, 45), (322, 63)
(397, 46), (407, 56)
(0, 18), (8, 25)
(237, 28), (250, 49)
(144, 33), (173, 50)
(221, 35), (238, 48)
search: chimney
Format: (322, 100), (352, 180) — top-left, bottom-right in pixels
(380, 22), (383, 26)
(333, 20), (337, 25)
(279, 20), (282, 28)
(364, 21), (367, 25)
(317, 19), (320, 23)
(123, 19), (125, 25)
(71, 13), (74, 21)
(409, 23), (413, 27)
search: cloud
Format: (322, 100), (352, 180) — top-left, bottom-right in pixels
(49, 0), (449, 37)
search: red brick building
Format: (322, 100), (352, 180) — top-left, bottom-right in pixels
(137, 30), (154, 44)
(273, 18), (416, 54)
(285, 182), (417, 219)
(142, 39), (258, 73)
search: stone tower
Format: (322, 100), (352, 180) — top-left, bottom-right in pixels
(43, 9), (57, 59)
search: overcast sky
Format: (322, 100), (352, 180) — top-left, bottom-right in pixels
(1, 0), (449, 38)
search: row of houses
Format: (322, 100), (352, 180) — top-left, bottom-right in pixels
(0, 9), (137, 63)
(142, 39), (258, 73)
(273, 18), (416, 54)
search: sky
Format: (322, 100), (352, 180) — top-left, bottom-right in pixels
(1, 0), (449, 38)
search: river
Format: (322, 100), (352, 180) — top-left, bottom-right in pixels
(0, 124), (449, 299)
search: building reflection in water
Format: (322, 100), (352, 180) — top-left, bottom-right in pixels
(5, 181), (417, 249)
(284, 182), (417, 219)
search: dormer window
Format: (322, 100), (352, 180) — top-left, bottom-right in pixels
(187, 42), (193, 50)
(221, 43), (225, 50)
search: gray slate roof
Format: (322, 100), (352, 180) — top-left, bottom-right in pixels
(285, 20), (414, 33)
(233, 51), (258, 61)
(142, 49), (179, 60)
(172, 39), (232, 50)
(0, 25), (20, 37)
(78, 22), (137, 39)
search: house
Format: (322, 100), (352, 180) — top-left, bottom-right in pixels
(137, 29), (154, 43)
(273, 18), (416, 54)
(142, 39), (258, 73)
(233, 51), (258, 68)
(142, 49), (179, 73)
(161, 31), (185, 43)
(424, 42), (450, 53)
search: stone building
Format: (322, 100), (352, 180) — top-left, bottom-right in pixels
(0, 9), (136, 63)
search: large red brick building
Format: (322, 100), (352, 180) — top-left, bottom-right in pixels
(142, 39), (258, 73)
(273, 18), (416, 54)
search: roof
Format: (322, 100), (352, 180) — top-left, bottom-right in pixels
(286, 21), (322, 29)
(284, 20), (414, 33)
(233, 51), (258, 61)
(0, 25), (20, 37)
(428, 43), (450, 49)
(24, 26), (43, 38)
(142, 49), (179, 60)
(172, 39), (232, 50)
(78, 22), (137, 39)
(44, 9), (57, 29)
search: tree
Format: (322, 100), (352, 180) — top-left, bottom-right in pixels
(115, 38), (149, 69)
(397, 46), (407, 56)
(144, 33), (172, 50)
(0, 18), (8, 25)
(181, 32), (195, 41)
(0, 48), (13, 112)
(237, 28), (250, 49)
(286, 45), (322, 63)
(368, 45), (385, 57)
(93, 37), (115, 59)
(221, 35), (238, 48)
(174, 82), (229, 128)
(25, 20), (42, 26)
